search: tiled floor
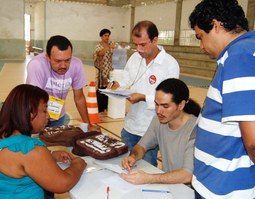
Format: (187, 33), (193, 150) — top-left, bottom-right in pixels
(0, 55), (209, 199)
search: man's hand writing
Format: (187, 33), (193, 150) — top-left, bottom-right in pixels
(121, 155), (136, 171)
(119, 170), (149, 185)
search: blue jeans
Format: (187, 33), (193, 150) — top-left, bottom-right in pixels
(121, 128), (159, 167)
(47, 115), (65, 127)
(194, 190), (204, 199)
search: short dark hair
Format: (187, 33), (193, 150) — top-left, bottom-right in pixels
(156, 78), (201, 117)
(99, 29), (111, 37)
(46, 35), (73, 57)
(0, 84), (49, 138)
(132, 20), (158, 41)
(189, 0), (249, 33)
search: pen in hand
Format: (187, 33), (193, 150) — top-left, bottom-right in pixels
(123, 164), (137, 173)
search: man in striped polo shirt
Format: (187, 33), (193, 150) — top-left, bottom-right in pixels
(189, 0), (255, 198)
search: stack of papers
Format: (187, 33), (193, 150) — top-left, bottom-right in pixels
(98, 88), (132, 99)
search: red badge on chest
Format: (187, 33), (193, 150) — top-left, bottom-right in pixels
(149, 75), (157, 84)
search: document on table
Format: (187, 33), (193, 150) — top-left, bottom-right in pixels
(57, 156), (103, 173)
(94, 160), (126, 174)
(98, 88), (132, 99)
(85, 184), (125, 198)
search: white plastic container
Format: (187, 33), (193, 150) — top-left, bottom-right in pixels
(112, 48), (127, 69)
(107, 97), (126, 119)
(108, 70), (127, 118)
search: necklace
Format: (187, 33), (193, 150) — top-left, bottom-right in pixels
(126, 48), (160, 89)
(127, 58), (155, 89)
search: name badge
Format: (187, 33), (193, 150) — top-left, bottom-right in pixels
(48, 95), (65, 120)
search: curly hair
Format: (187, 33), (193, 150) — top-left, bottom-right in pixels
(189, 0), (249, 33)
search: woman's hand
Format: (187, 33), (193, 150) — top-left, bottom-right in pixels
(51, 150), (73, 163)
(88, 123), (101, 132)
(110, 42), (118, 49)
(107, 81), (119, 90)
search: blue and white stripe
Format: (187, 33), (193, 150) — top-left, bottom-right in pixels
(192, 31), (255, 199)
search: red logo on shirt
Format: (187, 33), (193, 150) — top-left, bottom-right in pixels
(149, 75), (157, 84)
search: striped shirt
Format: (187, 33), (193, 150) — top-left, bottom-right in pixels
(192, 31), (255, 199)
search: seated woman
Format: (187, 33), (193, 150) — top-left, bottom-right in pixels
(0, 84), (86, 198)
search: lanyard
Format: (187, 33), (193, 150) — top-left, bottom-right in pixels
(50, 69), (65, 99)
(48, 69), (65, 120)
(127, 58), (154, 89)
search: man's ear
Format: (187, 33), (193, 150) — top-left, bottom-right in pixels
(212, 19), (221, 33)
(152, 37), (158, 44)
(178, 100), (186, 111)
(46, 53), (50, 61)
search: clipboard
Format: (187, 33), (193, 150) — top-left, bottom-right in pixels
(98, 88), (132, 98)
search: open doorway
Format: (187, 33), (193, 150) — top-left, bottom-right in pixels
(24, 13), (31, 55)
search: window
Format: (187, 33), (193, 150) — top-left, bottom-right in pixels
(158, 30), (174, 45)
(158, 29), (200, 46)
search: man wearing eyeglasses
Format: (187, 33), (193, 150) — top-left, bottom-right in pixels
(110, 20), (180, 167)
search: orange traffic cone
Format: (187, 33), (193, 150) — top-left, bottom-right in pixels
(86, 81), (101, 124)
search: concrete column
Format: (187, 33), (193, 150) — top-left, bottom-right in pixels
(174, 0), (183, 46)
(247, 0), (255, 30)
(129, 0), (135, 43)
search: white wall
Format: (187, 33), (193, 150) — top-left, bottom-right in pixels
(135, 2), (177, 30)
(0, 0), (25, 58)
(45, 2), (131, 42)
(135, 0), (249, 31)
(238, 0), (248, 14)
(0, 0), (251, 59)
(182, 0), (199, 30)
(0, 0), (24, 39)
(34, 2), (45, 41)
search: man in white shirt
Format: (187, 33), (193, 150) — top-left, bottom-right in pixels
(111, 21), (179, 166)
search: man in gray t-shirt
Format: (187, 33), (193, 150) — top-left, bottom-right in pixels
(120, 78), (200, 185)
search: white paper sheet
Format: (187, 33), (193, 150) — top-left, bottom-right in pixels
(84, 184), (125, 199)
(57, 156), (103, 173)
(102, 175), (142, 193)
(94, 161), (126, 174)
(98, 88), (132, 99)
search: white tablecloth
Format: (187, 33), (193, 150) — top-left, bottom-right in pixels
(58, 153), (194, 199)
